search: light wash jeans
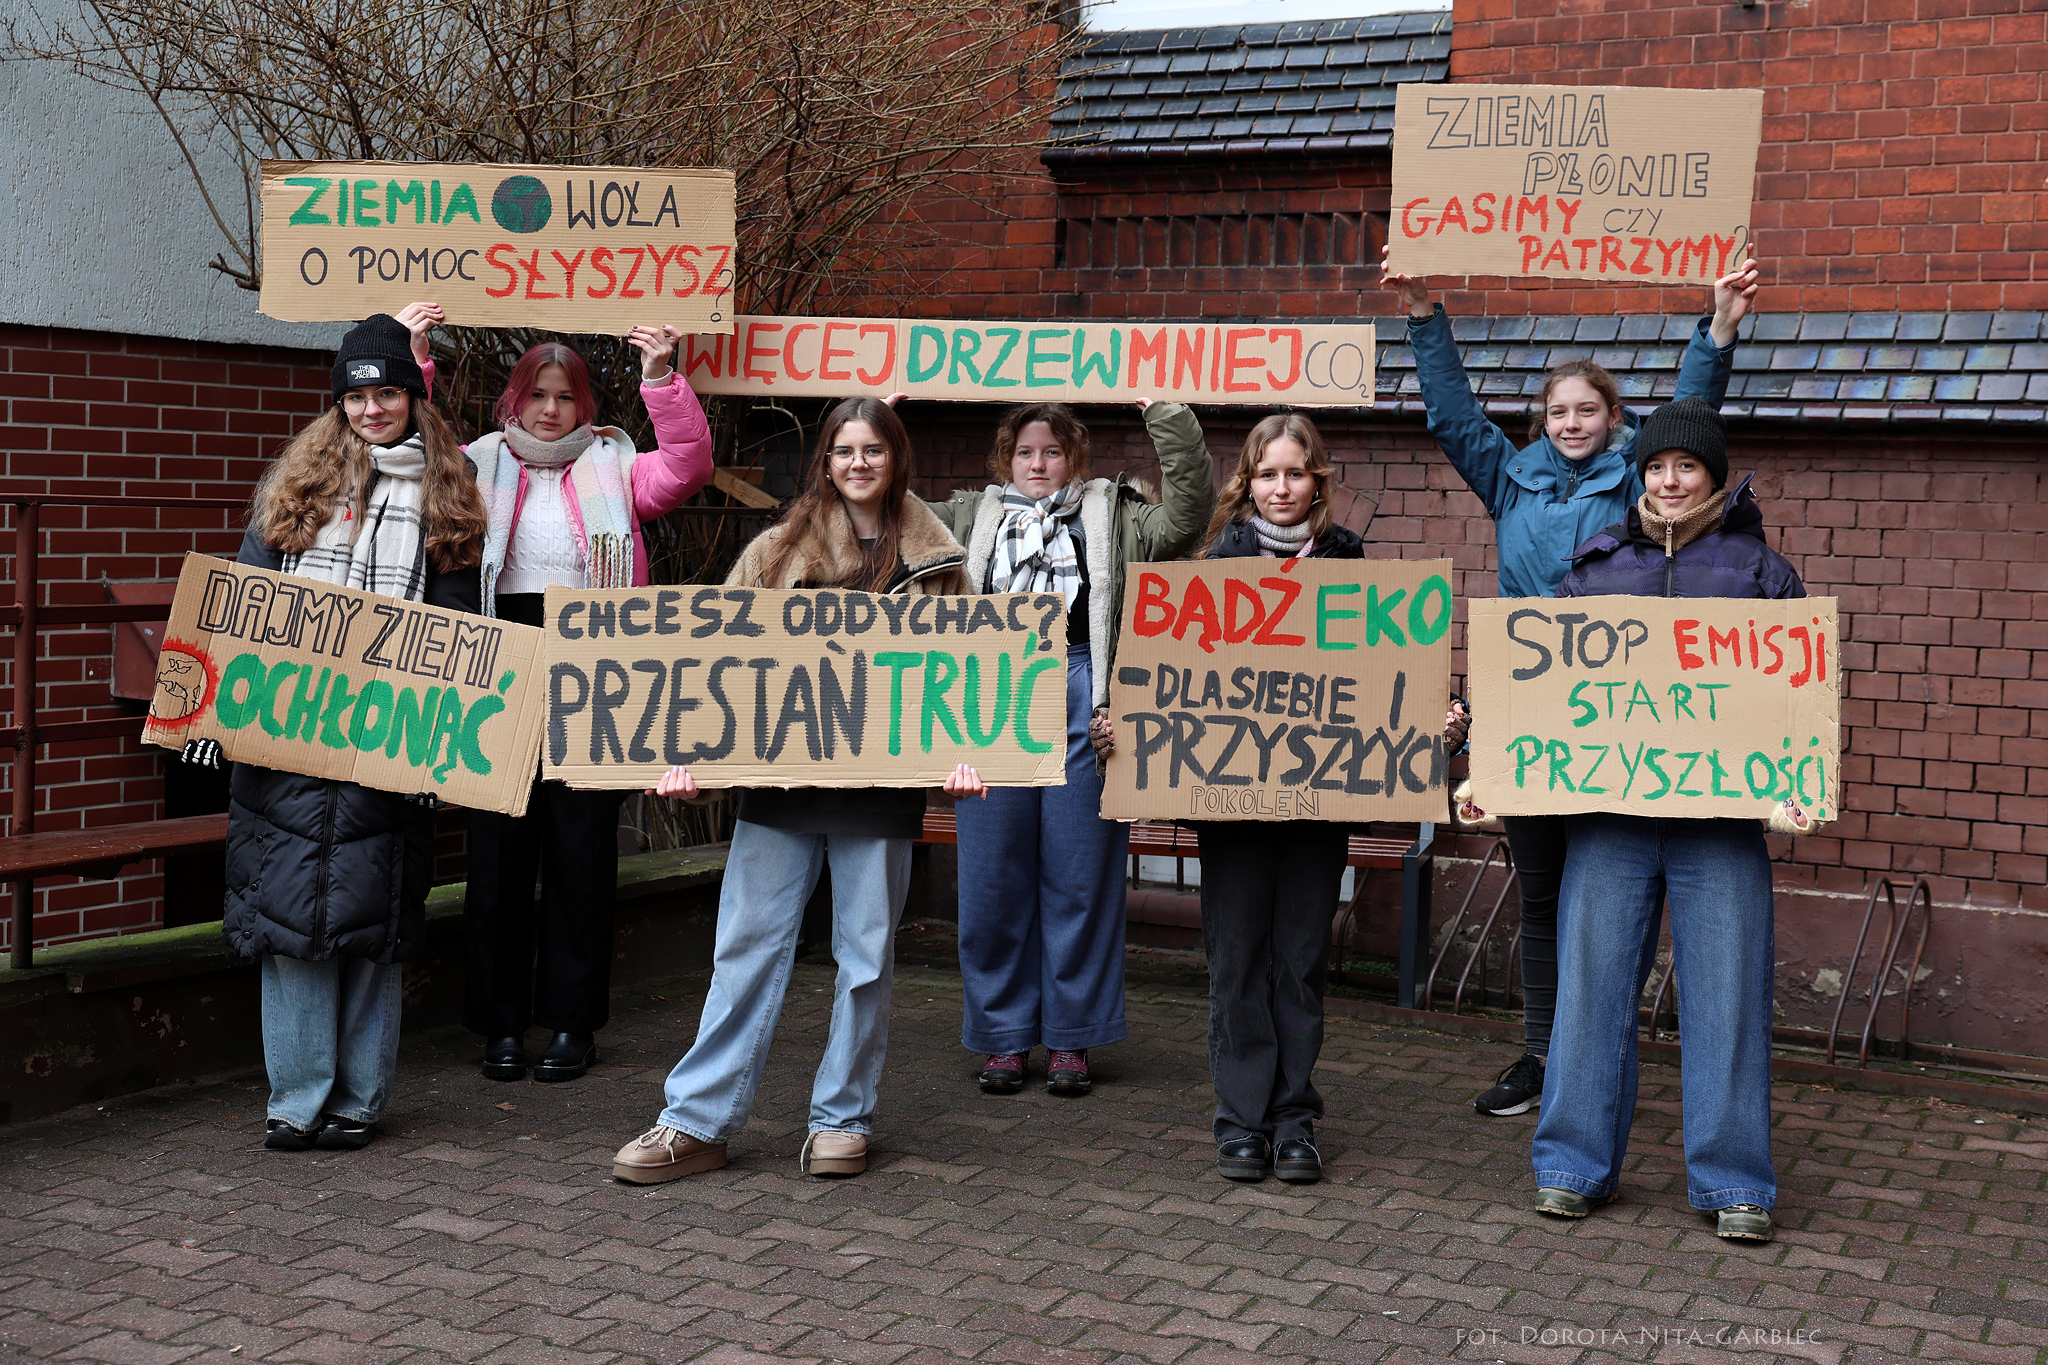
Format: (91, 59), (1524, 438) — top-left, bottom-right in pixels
(261, 954), (403, 1132)
(658, 820), (911, 1142)
(1531, 814), (1778, 1210)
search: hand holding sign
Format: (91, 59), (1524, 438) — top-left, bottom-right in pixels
(1710, 258), (1760, 346)
(394, 301), (443, 364)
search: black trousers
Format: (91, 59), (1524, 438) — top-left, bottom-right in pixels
(1501, 814), (1571, 1057)
(463, 777), (627, 1038)
(1196, 820), (1348, 1145)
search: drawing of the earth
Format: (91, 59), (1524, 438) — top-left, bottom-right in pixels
(153, 648), (210, 722)
(491, 175), (553, 233)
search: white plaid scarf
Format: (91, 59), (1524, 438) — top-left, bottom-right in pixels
(282, 436), (428, 600)
(987, 481), (1085, 602)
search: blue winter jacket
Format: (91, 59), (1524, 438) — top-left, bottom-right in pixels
(1556, 475), (1805, 602)
(1407, 304), (1736, 599)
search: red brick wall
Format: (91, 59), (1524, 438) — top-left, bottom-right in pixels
(0, 326), (476, 952)
(1445, 0), (2048, 316)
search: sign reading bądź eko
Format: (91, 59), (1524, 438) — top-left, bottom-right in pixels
(681, 317), (1377, 406)
(1467, 595), (1840, 821)
(1388, 83), (1762, 284)
(1100, 558), (1453, 823)
(142, 556), (549, 816)
(541, 586), (1070, 790)
(258, 160), (737, 332)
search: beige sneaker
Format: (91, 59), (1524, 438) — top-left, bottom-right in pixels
(800, 1129), (867, 1177)
(611, 1125), (727, 1184)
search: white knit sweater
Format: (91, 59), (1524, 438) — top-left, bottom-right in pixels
(496, 466), (588, 596)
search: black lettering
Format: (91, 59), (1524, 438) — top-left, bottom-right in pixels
(819, 652), (865, 757)
(619, 596), (653, 636)
(654, 589), (682, 635)
(363, 602), (404, 666)
(767, 665), (821, 762)
(693, 659), (739, 761)
(1228, 666), (1255, 710)
(1276, 724), (1319, 785)
(876, 596), (913, 632)
(627, 659), (665, 762)
(1168, 712), (1209, 787)
(689, 587), (724, 638)
(587, 601), (618, 637)
(1204, 715), (1254, 787)
(548, 662), (589, 765)
(932, 597), (969, 632)
(1506, 607), (1554, 680)
(589, 660), (631, 762)
(967, 599), (1005, 634)
(664, 658), (702, 763)
(723, 588), (764, 637)
(1125, 711), (1170, 789)
(1329, 676), (1357, 726)
(746, 657), (780, 758)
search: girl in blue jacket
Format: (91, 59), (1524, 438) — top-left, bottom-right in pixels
(1379, 248), (1758, 1118)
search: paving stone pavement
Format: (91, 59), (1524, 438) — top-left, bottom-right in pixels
(2, 957), (2045, 1365)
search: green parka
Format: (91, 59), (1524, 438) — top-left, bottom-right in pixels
(922, 402), (1217, 708)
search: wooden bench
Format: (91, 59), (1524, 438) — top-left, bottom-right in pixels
(3, 815), (232, 968)
(918, 810), (1436, 1006)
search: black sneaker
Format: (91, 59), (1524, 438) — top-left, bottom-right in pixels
(1474, 1053), (1544, 1116)
(315, 1115), (375, 1150)
(263, 1119), (317, 1151)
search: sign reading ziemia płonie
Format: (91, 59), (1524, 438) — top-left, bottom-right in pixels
(1468, 596), (1839, 820)
(682, 317), (1377, 406)
(259, 160), (737, 332)
(542, 587), (1070, 790)
(1101, 558), (1453, 823)
(141, 556), (548, 817)
(1388, 84), (1762, 283)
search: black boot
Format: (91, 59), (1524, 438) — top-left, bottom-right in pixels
(1217, 1135), (1270, 1181)
(533, 1032), (597, 1083)
(481, 1036), (528, 1082)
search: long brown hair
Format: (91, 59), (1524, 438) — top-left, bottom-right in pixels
(988, 402), (1091, 486)
(1201, 412), (1335, 555)
(755, 398), (915, 591)
(252, 403), (488, 571)
(1528, 359), (1623, 443)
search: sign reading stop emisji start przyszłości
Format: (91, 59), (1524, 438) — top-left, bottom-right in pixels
(541, 586), (1070, 790)
(682, 317), (1376, 406)
(1467, 595), (1840, 820)
(1101, 558), (1453, 823)
(142, 556), (549, 817)
(259, 160), (737, 332)
(1388, 83), (1763, 284)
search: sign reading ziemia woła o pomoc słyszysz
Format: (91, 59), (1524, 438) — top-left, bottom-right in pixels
(141, 556), (549, 817)
(258, 160), (738, 332)
(1101, 559), (1453, 823)
(1388, 83), (1762, 283)
(1467, 596), (1840, 821)
(541, 587), (1070, 790)
(681, 317), (1377, 406)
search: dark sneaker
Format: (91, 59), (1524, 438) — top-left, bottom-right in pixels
(1533, 1186), (1614, 1218)
(1045, 1050), (1091, 1096)
(315, 1115), (375, 1151)
(1273, 1138), (1322, 1184)
(1217, 1135), (1270, 1181)
(263, 1119), (316, 1151)
(978, 1052), (1027, 1094)
(1715, 1204), (1773, 1242)
(1475, 1053), (1544, 1116)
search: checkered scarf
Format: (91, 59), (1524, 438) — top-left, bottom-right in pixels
(987, 481), (1084, 602)
(282, 436), (427, 600)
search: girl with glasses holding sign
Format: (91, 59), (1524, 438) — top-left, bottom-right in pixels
(921, 398), (1217, 1100)
(612, 397), (986, 1185)
(187, 309), (488, 1152)
(1378, 247), (1760, 1121)
(399, 301), (716, 1088)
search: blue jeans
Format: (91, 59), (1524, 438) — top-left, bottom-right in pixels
(261, 954), (403, 1132)
(956, 644), (1130, 1054)
(658, 820), (911, 1141)
(1531, 815), (1777, 1210)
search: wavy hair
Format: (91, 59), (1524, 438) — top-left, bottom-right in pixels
(1201, 412), (1335, 554)
(252, 402), (488, 571)
(753, 398), (915, 592)
(1528, 359), (1623, 443)
(987, 402), (1091, 486)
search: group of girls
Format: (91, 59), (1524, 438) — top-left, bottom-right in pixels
(217, 267), (1813, 1239)
(1389, 249), (1816, 1244)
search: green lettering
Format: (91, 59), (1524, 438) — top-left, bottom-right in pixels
(1024, 328), (1069, 387)
(1013, 653), (1062, 754)
(982, 327), (1022, 387)
(1364, 585), (1408, 647)
(257, 660), (300, 738)
(947, 330), (984, 386)
(317, 672), (358, 748)
(441, 182), (481, 223)
(1316, 583), (1360, 650)
(214, 653), (267, 730)
(428, 689), (467, 781)
(874, 651), (923, 756)
(286, 177), (333, 225)
(387, 179), (429, 224)
(1568, 680), (1597, 728)
(350, 679), (395, 751)
(907, 325), (946, 383)
(921, 650), (963, 751)
(458, 693), (505, 775)
(283, 666), (331, 741)
(384, 685), (443, 764)
(1408, 574), (1453, 644)
(353, 179), (381, 227)
(1071, 329), (1120, 389)
(962, 652), (1012, 747)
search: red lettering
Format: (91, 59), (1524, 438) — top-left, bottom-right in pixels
(1399, 197), (1434, 237)
(1133, 572), (1174, 636)
(705, 244), (733, 296)
(550, 248), (585, 297)
(1520, 235), (1544, 271)
(520, 249), (559, 300)
(483, 244), (518, 298)
(783, 323), (818, 381)
(643, 243), (675, 295)
(1252, 577), (1306, 647)
(670, 243), (702, 295)
(1762, 624), (1785, 674)
(819, 322), (856, 382)
(855, 324), (897, 386)
(1265, 328), (1302, 389)
(1435, 197), (1467, 235)
(683, 334), (724, 380)
(1599, 237), (1627, 273)
(1223, 578), (1266, 644)
(1516, 195), (1549, 232)
(1223, 329), (1263, 393)
(1656, 238), (1684, 275)
(743, 323), (784, 383)
(1173, 578), (1222, 654)
(1542, 238), (1571, 269)
(1473, 193), (1497, 233)
(1708, 625), (1742, 664)
(1172, 328), (1206, 392)
(587, 247), (618, 298)
(1555, 198), (1581, 234)
(1788, 626), (1813, 688)
(1129, 328), (1167, 388)
(617, 247), (646, 298)
(1629, 237), (1655, 275)
(1674, 620), (1705, 671)
(1574, 238), (1598, 270)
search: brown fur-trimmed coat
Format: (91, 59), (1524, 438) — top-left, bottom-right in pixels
(728, 495), (971, 594)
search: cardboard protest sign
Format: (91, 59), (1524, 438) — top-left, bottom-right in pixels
(1101, 558), (1453, 823)
(141, 556), (548, 816)
(259, 160), (737, 332)
(681, 317), (1376, 406)
(1388, 84), (1762, 283)
(540, 586), (1069, 789)
(1468, 596), (1839, 820)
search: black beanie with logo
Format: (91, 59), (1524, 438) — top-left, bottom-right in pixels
(1636, 396), (1729, 489)
(330, 315), (427, 407)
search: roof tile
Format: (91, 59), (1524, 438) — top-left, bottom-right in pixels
(1897, 313), (1945, 341)
(1991, 312), (2043, 341)
(1844, 315), (1897, 340)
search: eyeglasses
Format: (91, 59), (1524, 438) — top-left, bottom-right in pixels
(342, 387), (409, 409)
(828, 444), (889, 467)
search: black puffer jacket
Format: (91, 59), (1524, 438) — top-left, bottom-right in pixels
(221, 525), (481, 964)
(1208, 519), (1365, 561)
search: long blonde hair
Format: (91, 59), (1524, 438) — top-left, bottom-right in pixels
(1201, 413), (1335, 554)
(252, 403), (488, 571)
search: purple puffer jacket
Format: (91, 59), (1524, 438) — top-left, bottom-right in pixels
(1557, 474), (1805, 602)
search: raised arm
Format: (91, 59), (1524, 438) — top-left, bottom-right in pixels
(1674, 258), (1758, 408)
(1381, 247), (1521, 517)
(1127, 400), (1218, 560)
